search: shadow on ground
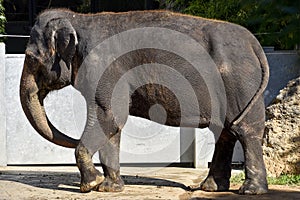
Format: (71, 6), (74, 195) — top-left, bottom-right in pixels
(0, 170), (189, 193)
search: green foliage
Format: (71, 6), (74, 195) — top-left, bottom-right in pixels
(181, 0), (247, 24)
(245, 0), (300, 50)
(230, 172), (245, 184)
(230, 172), (300, 186)
(163, 0), (300, 49)
(164, 0), (251, 22)
(0, 0), (6, 34)
(268, 174), (300, 186)
(77, 0), (91, 13)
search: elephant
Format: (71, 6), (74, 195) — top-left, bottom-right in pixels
(20, 9), (269, 195)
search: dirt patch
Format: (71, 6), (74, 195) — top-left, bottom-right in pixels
(0, 166), (299, 200)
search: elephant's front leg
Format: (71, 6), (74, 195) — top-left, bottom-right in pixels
(93, 86), (128, 192)
(75, 105), (110, 193)
(97, 129), (124, 192)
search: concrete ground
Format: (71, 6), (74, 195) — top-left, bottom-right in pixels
(0, 166), (299, 200)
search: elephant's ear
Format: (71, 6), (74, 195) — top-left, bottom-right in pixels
(45, 18), (78, 68)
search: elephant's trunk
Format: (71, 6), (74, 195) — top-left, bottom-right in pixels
(20, 62), (79, 148)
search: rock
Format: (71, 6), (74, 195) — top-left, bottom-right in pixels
(263, 77), (300, 177)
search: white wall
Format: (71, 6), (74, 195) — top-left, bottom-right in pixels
(2, 53), (199, 165)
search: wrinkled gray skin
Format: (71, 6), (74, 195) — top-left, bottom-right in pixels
(20, 9), (269, 195)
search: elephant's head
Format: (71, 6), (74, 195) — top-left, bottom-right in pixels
(20, 16), (79, 148)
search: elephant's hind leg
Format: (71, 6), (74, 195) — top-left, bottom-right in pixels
(231, 99), (268, 194)
(199, 129), (237, 192)
(75, 142), (105, 193)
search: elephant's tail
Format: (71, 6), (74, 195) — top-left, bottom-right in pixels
(232, 44), (269, 126)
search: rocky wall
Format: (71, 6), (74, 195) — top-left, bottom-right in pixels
(263, 77), (300, 177)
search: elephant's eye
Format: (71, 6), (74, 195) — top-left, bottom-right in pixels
(26, 54), (38, 65)
(56, 53), (62, 60)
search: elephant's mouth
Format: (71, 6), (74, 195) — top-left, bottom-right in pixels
(20, 60), (79, 148)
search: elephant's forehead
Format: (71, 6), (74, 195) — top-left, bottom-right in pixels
(36, 10), (68, 26)
(27, 28), (45, 51)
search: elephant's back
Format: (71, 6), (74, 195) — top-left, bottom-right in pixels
(70, 10), (267, 127)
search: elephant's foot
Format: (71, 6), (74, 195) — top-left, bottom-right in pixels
(75, 144), (105, 193)
(239, 179), (268, 195)
(80, 168), (105, 193)
(199, 176), (230, 192)
(96, 177), (124, 192)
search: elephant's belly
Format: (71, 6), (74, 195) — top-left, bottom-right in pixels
(129, 83), (210, 128)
